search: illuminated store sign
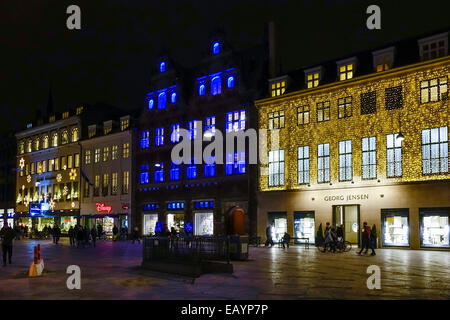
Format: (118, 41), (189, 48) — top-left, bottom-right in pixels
(167, 201), (185, 210)
(96, 203), (112, 214)
(324, 194), (369, 201)
(29, 203), (50, 217)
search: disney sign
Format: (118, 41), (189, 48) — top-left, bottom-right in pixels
(96, 203), (112, 214)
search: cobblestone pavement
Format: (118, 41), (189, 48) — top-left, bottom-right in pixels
(0, 239), (448, 300)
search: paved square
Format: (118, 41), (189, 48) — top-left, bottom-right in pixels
(0, 239), (448, 299)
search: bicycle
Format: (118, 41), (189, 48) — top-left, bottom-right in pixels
(317, 239), (352, 253)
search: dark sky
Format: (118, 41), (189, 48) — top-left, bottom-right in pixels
(2, 0), (449, 136)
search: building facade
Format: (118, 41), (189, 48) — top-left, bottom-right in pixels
(0, 135), (16, 228)
(80, 115), (135, 237)
(136, 35), (267, 237)
(255, 31), (449, 250)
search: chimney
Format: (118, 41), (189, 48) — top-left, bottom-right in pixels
(268, 21), (277, 78)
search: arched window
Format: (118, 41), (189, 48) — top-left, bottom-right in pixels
(43, 135), (49, 149)
(148, 99), (154, 110)
(171, 92), (177, 104)
(27, 140), (32, 153)
(35, 138), (40, 151)
(199, 84), (205, 96)
(52, 133), (58, 147)
(160, 61), (166, 73)
(211, 76), (221, 95)
(212, 42), (220, 55)
(227, 76), (235, 88)
(158, 92), (166, 109)
(62, 130), (69, 144)
(19, 141), (24, 154)
(72, 128), (79, 142)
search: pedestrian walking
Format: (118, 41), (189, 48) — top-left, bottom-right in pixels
(90, 227), (97, 248)
(0, 224), (15, 266)
(357, 222), (376, 255)
(68, 226), (74, 246)
(112, 225), (118, 241)
(265, 224), (274, 247)
(76, 225), (84, 248)
(53, 225), (61, 244)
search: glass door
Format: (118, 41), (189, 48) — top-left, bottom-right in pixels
(333, 205), (359, 244)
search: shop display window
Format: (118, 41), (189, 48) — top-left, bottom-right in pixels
(381, 209), (409, 247)
(194, 212), (214, 236)
(60, 216), (77, 232)
(167, 213), (184, 233)
(420, 209), (449, 248)
(143, 214), (158, 235)
(294, 212), (315, 244)
(268, 212), (287, 242)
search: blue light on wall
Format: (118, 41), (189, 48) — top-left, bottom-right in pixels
(171, 92), (177, 103)
(211, 76), (221, 95)
(160, 61), (166, 73)
(193, 201), (214, 209)
(167, 201), (185, 210)
(185, 222), (193, 233)
(148, 99), (154, 110)
(212, 42), (220, 55)
(155, 221), (163, 233)
(227, 76), (234, 88)
(199, 84), (205, 96)
(158, 92), (166, 109)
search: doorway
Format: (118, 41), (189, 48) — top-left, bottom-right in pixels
(333, 205), (360, 244)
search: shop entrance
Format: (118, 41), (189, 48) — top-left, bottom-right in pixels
(333, 205), (360, 244)
(167, 213), (184, 233)
(268, 212), (287, 243)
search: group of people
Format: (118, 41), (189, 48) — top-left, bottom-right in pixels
(68, 225), (98, 248)
(0, 224), (15, 266)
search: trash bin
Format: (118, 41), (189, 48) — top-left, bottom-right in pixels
(228, 235), (249, 260)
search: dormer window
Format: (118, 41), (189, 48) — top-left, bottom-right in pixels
(148, 98), (154, 110)
(212, 41), (220, 55)
(62, 111), (69, 119)
(305, 67), (322, 89)
(120, 116), (130, 131)
(49, 115), (55, 123)
(270, 77), (288, 97)
(104, 120), (113, 135)
(76, 106), (83, 115)
(199, 84), (205, 96)
(211, 76), (221, 95)
(160, 61), (166, 73)
(373, 47), (395, 72)
(88, 125), (96, 138)
(418, 32), (448, 61)
(339, 64), (353, 80)
(171, 92), (177, 104)
(227, 76), (235, 88)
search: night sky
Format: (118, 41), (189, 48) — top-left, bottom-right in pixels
(2, 0), (449, 136)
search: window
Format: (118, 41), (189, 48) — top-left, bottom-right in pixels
(123, 143), (130, 158)
(385, 86), (403, 110)
(386, 133), (402, 177)
(112, 146), (118, 160)
(49, 159), (54, 172)
(204, 116), (215, 136)
(155, 127), (164, 146)
(27, 140), (32, 152)
(52, 133), (58, 147)
(271, 81), (286, 97)
(94, 149), (100, 163)
(103, 147), (109, 162)
(158, 92), (166, 109)
(419, 33), (448, 61)
(160, 61), (165, 73)
(36, 161), (42, 174)
(199, 84), (205, 96)
(62, 130), (69, 144)
(227, 76), (234, 88)
(211, 76), (221, 95)
(148, 99), (154, 110)
(76, 106), (83, 115)
(68, 155), (73, 169)
(422, 126), (448, 174)
(297, 146), (310, 184)
(154, 163), (164, 182)
(225, 152), (245, 175)
(186, 159), (197, 179)
(94, 175), (100, 196)
(188, 120), (199, 140)
(171, 124), (180, 143)
(268, 111), (285, 130)
(35, 138), (40, 151)
(140, 164), (149, 184)
(338, 140), (352, 181)
(420, 209), (449, 248)
(170, 162), (180, 181)
(85, 150), (91, 164)
(54, 158), (59, 171)
(268, 150), (285, 186)
(61, 156), (67, 170)
(307, 72), (319, 88)
(62, 112), (69, 119)
(317, 143), (330, 183)
(31, 162), (35, 174)
(102, 173), (109, 196)
(141, 130), (150, 149)
(420, 77), (448, 103)
(72, 128), (79, 142)
(88, 126), (96, 138)
(42, 160), (47, 173)
(49, 115), (55, 123)
(373, 47), (394, 72)
(84, 181), (90, 198)
(171, 92), (177, 104)
(339, 64), (353, 80)
(104, 125), (112, 135)
(362, 137), (377, 179)
(19, 141), (24, 154)
(317, 101), (330, 122)
(297, 106), (310, 125)
(226, 110), (246, 133)
(338, 96), (352, 118)
(111, 172), (118, 195)
(361, 91), (377, 115)
(212, 41), (220, 55)
(381, 209), (410, 247)
(204, 156), (216, 177)
(120, 119), (129, 131)
(122, 171), (129, 194)
(195, 212), (214, 236)
(74, 154), (80, 168)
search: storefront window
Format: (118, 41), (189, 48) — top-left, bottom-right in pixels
(194, 212), (214, 236)
(60, 217), (77, 232)
(381, 209), (409, 247)
(143, 214), (158, 235)
(37, 217), (55, 231)
(420, 209), (449, 248)
(102, 217), (115, 239)
(167, 213), (184, 233)
(294, 212), (315, 244)
(268, 212), (287, 242)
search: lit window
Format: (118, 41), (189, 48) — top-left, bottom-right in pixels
(338, 96), (352, 119)
(111, 172), (118, 195)
(297, 146), (310, 184)
(317, 143), (330, 183)
(141, 130), (150, 149)
(170, 162), (180, 181)
(227, 76), (234, 88)
(102, 173), (109, 196)
(338, 140), (352, 181)
(140, 164), (149, 184)
(188, 121), (199, 140)
(122, 171), (129, 194)
(88, 126), (96, 138)
(422, 126), (448, 175)
(171, 92), (177, 103)
(339, 64), (353, 81)
(62, 112), (69, 119)
(204, 156), (216, 177)
(154, 163), (164, 182)
(112, 145), (118, 160)
(120, 119), (129, 131)
(211, 76), (221, 95)
(19, 141), (24, 154)
(27, 140), (32, 152)
(85, 150), (91, 165)
(160, 61), (166, 73)
(94, 149), (100, 163)
(49, 115), (55, 123)
(199, 84), (205, 96)
(76, 106), (83, 115)
(362, 137), (377, 179)
(72, 128), (79, 142)
(271, 81), (286, 97)
(68, 155), (73, 168)
(317, 101), (330, 122)
(171, 124), (180, 143)
(225, 110), (246, 133)
(212, 41), (220, 55)
(103, 147), (109, 162)
(62, 130), (69, 144)
(158, 92), (166, 109)
(386, 133), (403, 178)
(52, 133), (58, 147)
(148, 99), (154, 110)
(268, 150), (284, 186)
(225, 152), (245, 175)
(34, 138), (40, 151)
(268, 111), (285, 130)
(122, 143), (130, 158)
(155, 127), (164, 146)
(204, 116), (215, 137)
(376, 64), (389, 72)
(94, 175), (100, 196)
(307, 73), (319, 88)
(186, 159), (197, 179)
(297, 105), (310, 125)
(420, 77), (448, 104)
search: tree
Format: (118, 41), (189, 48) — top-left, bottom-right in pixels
(371, 224), (378, 248)
(316, 223), (324, 246)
